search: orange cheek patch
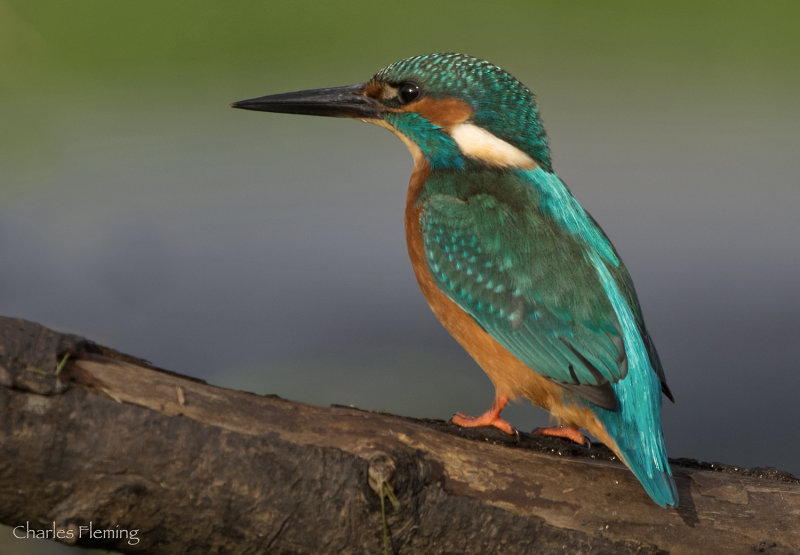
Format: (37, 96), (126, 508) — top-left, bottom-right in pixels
(362, 79), (383, 97)
(406, 97), (473, 129)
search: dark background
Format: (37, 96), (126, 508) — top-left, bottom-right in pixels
(2, 1), (798, 551)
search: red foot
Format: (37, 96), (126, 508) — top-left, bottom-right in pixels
(534, 425), (588, 446)
(451, 394), (514, 435)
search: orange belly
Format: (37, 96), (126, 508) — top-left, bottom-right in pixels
(403, 162), (618, 450)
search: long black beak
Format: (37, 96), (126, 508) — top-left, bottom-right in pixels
(231, 83), (382, 119)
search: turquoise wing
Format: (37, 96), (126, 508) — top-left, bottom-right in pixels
(419, 169), (678, 507)
(420, 188), (629, 409)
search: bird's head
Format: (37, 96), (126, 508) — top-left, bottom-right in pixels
(233, 53), (551, 172)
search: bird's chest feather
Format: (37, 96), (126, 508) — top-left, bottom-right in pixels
(403, 163), (524, 366)
(402, 163), (615, 446)
(404, 165), (554, 402)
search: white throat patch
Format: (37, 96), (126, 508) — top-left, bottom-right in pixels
(448, 123), (537, 169)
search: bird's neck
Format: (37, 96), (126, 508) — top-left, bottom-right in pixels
(404, 158), (432, 222)
(384, 108), (551, 174)
(385, 112), (466, 170)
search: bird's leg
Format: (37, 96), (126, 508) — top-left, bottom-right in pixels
(451, 394), (514, 434)
(534, 425), (589, 446)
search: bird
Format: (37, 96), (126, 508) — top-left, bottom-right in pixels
(232, 53), (678, 508)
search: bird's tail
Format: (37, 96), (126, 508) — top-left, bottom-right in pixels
(585, 249), (678, 507)
(594, 379), (678, 508)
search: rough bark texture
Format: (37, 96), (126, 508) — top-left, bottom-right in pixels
(0, 315), (798, 554)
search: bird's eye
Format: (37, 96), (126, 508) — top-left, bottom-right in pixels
(398, 82), (420, 104)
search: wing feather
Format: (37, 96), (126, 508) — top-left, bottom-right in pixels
(421, 187), (627, 409)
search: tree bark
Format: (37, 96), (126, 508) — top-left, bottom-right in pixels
(0, 315), (798, 554)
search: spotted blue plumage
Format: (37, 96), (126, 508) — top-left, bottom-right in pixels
(379, 53), (677, 507)
(235, 51), (679, 508)
(419, 167), (677, 507)
(376, 53), (552, 171)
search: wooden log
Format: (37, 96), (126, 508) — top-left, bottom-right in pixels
(0, 315), (798, 554)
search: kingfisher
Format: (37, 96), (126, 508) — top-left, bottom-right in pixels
(232, 53), (678, 507)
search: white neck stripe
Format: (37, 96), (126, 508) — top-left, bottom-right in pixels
(448, 123), (537, 169)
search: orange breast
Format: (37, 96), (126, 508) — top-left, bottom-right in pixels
(403, 161), (616, 448)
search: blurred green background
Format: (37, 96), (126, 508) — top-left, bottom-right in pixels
(2, 0), (799, 552)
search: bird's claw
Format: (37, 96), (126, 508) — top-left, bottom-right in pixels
(534, 425), (589, 446)
(451, 411), (515, 435)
